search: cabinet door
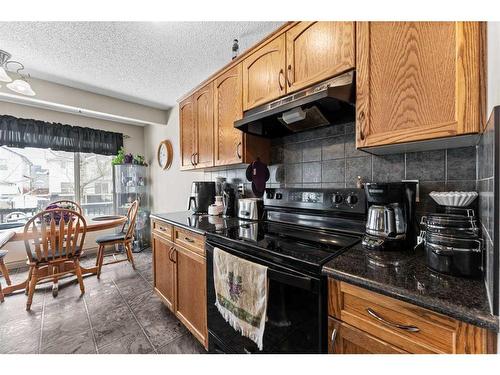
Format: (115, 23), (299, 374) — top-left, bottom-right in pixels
(328, 318), (407, 354)
(194, 82), (214, 168)
(286, 21), (355, 92)
(242, 34), (286, 110)
(152, 235), (175, 311)
(173, 245), (207, 348)
(214, 64), (244, 166)
(179, 96), (196, 170)
(356, 22), (484, 148)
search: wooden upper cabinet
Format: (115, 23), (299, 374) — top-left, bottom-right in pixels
(179, 97), (196, 169)
(214, 64), (244, 166)
(356, 22), (484, 149)
(193, 82), (214, 168)
(286, 21), (355, 93)
(243, 33), (286, 111)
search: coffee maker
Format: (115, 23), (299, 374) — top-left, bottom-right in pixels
(362, 182), (417, 251)
(188, 182), (216, 214)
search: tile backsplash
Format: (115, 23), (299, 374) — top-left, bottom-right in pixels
(204, 122), (477, 215)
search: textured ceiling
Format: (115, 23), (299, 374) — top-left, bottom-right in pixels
(0, 22), (284, 109)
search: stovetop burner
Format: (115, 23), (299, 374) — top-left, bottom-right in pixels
(209, 220), (361, 273)
(207, 187), (367, 274)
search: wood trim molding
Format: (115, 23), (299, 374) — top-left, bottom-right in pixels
(455, 22), (485, 135)
(355, 22), (370, 148)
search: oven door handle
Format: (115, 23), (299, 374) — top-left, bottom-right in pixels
(268, 268), (313, 291)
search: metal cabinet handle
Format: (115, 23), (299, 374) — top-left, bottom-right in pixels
(168, 246), (177, 263)
(195, 152), (199, 165)
(366, 308), (420, 332)
(191, 153), (195, 166)
(172, 247), (177, 263)
(278, 68), (285, 91)
(330, 328), (338, 352)
(287, 64), (293, 87)
(236, 142), (242, 159)
(184, 236), (195, 243)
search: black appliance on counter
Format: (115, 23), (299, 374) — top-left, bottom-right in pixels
(188, 181), (216, 214)
(234, 71), (355, 138)
(222, 183), (236, 218)
(205, 187), (367, 353)
(362, 182), (417, 251)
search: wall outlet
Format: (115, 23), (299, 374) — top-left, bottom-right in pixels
(402, 179), (420, 202)
(237, 183), (245, 196)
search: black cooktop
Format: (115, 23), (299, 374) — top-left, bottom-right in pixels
(207, 220), (361, 274)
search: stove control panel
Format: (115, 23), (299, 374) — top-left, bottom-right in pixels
(264, 188), (366, 214)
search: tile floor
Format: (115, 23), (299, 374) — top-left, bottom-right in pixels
(0, 248), (206, 354)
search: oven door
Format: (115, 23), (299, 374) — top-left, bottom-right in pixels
(206, 240), (326, 354)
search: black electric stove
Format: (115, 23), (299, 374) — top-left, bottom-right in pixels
(209, 220), (361, 275)
(206, 187), (367, 354)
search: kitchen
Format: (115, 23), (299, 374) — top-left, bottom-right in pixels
(0, 1), (499, 371)
(149, 21), (499, 354)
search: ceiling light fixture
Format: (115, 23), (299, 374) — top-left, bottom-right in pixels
(0, 49), (36, 96)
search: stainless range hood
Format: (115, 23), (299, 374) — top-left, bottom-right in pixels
(235, 71), (355, 138)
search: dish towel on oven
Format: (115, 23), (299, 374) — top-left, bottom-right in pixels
(213, 247), (268, 350)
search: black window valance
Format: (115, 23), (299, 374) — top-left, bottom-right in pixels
(0, 115), (123, 155)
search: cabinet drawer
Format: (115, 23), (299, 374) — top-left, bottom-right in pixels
(152, 219), (173, 241)
(340, 283), (456, 353)
(173, 227), (205, 256)
(328, 279), (495, 354)
(329, 280), (461, 353)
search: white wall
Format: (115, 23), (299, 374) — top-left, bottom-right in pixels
(488, 22), (500, 115)
(144, 106), (204, 213)
(0, 78), (168, 266)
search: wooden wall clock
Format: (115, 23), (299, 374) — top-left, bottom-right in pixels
(157, 140), (173, 170)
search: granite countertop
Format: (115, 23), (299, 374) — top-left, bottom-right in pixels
(150, 211), (242, 235)
(323, 243), (499, 331)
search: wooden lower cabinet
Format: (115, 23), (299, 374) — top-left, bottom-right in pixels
(152, 234), (175, 310)
(328, 278), (496, 354)
(173, 244), (208, 347)
(328, 317), (407, 354)
(152, 223), (208, 350)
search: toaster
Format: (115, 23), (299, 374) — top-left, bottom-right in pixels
(237, 198), (264, 221)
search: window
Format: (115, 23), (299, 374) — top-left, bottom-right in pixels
(0, 146), (114, 222)
(78, 153), (113, 217)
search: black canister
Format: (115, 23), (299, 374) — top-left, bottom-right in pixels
(424, 232), (482, 278)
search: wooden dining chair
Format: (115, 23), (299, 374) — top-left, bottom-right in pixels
(0, 250), (11, 287)
(24, 208), (87, 310)
(46, 200), (83, 215)
(95, 200), (139, 279)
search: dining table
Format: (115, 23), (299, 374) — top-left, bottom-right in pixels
(0, 214), (127, 297)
